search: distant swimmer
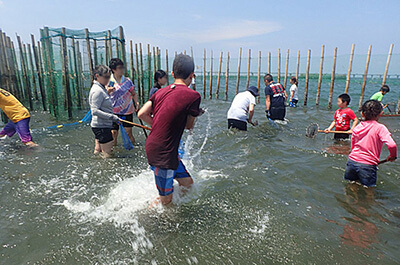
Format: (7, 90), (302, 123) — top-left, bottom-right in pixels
(324, 93), (359, 140)
(227, 86), (259, 131)
(0, 88), (37, 147)
(344, 100), (397, 187)
(288, 76), (299, 107)
(264, 74), (287, 121)
(138, 54), (203, 205)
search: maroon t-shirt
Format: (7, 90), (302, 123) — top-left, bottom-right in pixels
(145, 84), (201, 169)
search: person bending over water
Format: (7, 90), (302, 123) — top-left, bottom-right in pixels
(0, 88), (37, 147)
(227, 86), (259, 131)
(138, 54), (203, 205)
(108, 58), (139, 146)
(89, 65), (119, 158)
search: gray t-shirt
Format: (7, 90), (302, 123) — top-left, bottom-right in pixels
(89, 81), (119, 128)
(227, 91), (256, 122)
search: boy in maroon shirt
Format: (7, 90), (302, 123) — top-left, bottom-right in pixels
(324, 93), (359, 140)
(138, 54), (202, 205)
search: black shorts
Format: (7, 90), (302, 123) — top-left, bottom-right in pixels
(92, 127), (113, 144)
(334, 132), (350, 140)
(228, 119), (247, 131)
(112, 114), (134, 131)
(270, 106), (286, 120)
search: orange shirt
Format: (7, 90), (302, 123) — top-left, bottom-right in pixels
(0, 88), (30, 122)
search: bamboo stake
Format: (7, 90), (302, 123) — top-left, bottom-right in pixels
(0, 32), (10, 94)
(107, 30), (112, 59)
(296, 50), (300, 80)
(75, 41), (84, 108)
(284, 49), (289, 88)
(268, 52), (271, 73)
(235, 47), (242, 94)
(10, 40), (23, 99)
(225, 51), (230, 101)
(257, 51), (261, 89)
(119, 26), (127, 70)
(35, 40), (47, 110)
(93, 39), (98, 67)
(153, 46), (156, 74)
(359, 45), (372, 109)
(328, 47), (337, 109)
(105, 35), (109, 63)
(165, 49), (169, 85)
(381, 43), (394, 86)
(16, 35), (33, 109)
(134, 43), (141, 102)
(315, 45), (325, 106)
(246, 49), (251, 90)
(209, 50), (213, 99)
(202, 48), (206, 99)
(304, 49), (311, 106)
(61, 28), (73, 119)
(129, 40), (135, 83)
(85, 28), (94, 83)
(139, 43), (145, 103)
(215, 51), (223, 99)
(5, 36), (18, 98)
(277, 49), (281, 82)
(71, 39), (82, 109)
(27, 44), (38, 100)
(344, 44), (355, 93)
(147, 44), (151, 99)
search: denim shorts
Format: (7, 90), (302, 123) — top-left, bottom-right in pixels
(150, 159), (191, 196)
(344, 159), (377, 187)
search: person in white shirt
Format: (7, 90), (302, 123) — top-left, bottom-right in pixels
(227, 86), (259, 131)
(289, 76), (299, 107)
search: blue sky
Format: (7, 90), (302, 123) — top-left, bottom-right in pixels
(0, 0), (399, 59)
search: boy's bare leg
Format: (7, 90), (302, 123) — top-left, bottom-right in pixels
(94, 139), (101, 154)
(111, 130), (118, 146)
(125, 127), (136, 144)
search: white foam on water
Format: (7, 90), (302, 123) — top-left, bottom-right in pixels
(249, 213), (270, 234)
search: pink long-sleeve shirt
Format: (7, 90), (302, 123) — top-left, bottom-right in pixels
(349, 120), (397, 165)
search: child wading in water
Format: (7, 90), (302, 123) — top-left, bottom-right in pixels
(370, 85), (389, 102)
(288, 76), (298, 107)
(344, 100), (397, 187)
(325, 93), (359, 140)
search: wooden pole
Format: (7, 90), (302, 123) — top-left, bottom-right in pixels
(153, 46), (156, 75)
(119, 26), (127, 71)
(71, 39), (82, 109)
(381, 43), (394, 86)
(139, 43), (145, 103)
(359, 45), (372, 109)
(304, 49), (311, 106)
(202, 48), (206, 99)
(93, 39), (98, 67)
(129, 40), (135, 83)
(316, 45), (325, 106)
(27, 44), (38, 100)
(134, 43), (141, 102)
(147, 44), (151, 99)
(209, 50), (213, 99)
(235, 47), (242, 94)
(105, 35), (109, 64)
(35, 40), (47, 110)
(61, 28), (73, 119)
(5, 36), (18, 98)
(10, 40), (22, 99)
(16, 35), (33, 109)
(215, 51), (223, 99)
(165, 49), (169, 85)
(328, 47), (338, 109)
(284, 49), (289, 88)
(277, 49), (281, 83)
(268, 52), (271, 74)
(225, 51), (230, 101)
(257, 51), (261, 89)
(296, 50), (300, 80)
(107, 30), (112, 59)
(85, 28), (94, 83)
(0, 32), (11, 95)
(344, 44), (355, 94)
(76, 41), (85, 109)
(246, 49), (251, 90)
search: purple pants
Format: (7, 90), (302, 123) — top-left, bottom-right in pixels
(0, 117), (32, 143)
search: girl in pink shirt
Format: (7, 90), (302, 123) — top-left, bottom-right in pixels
(345, 100), (397, 187)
